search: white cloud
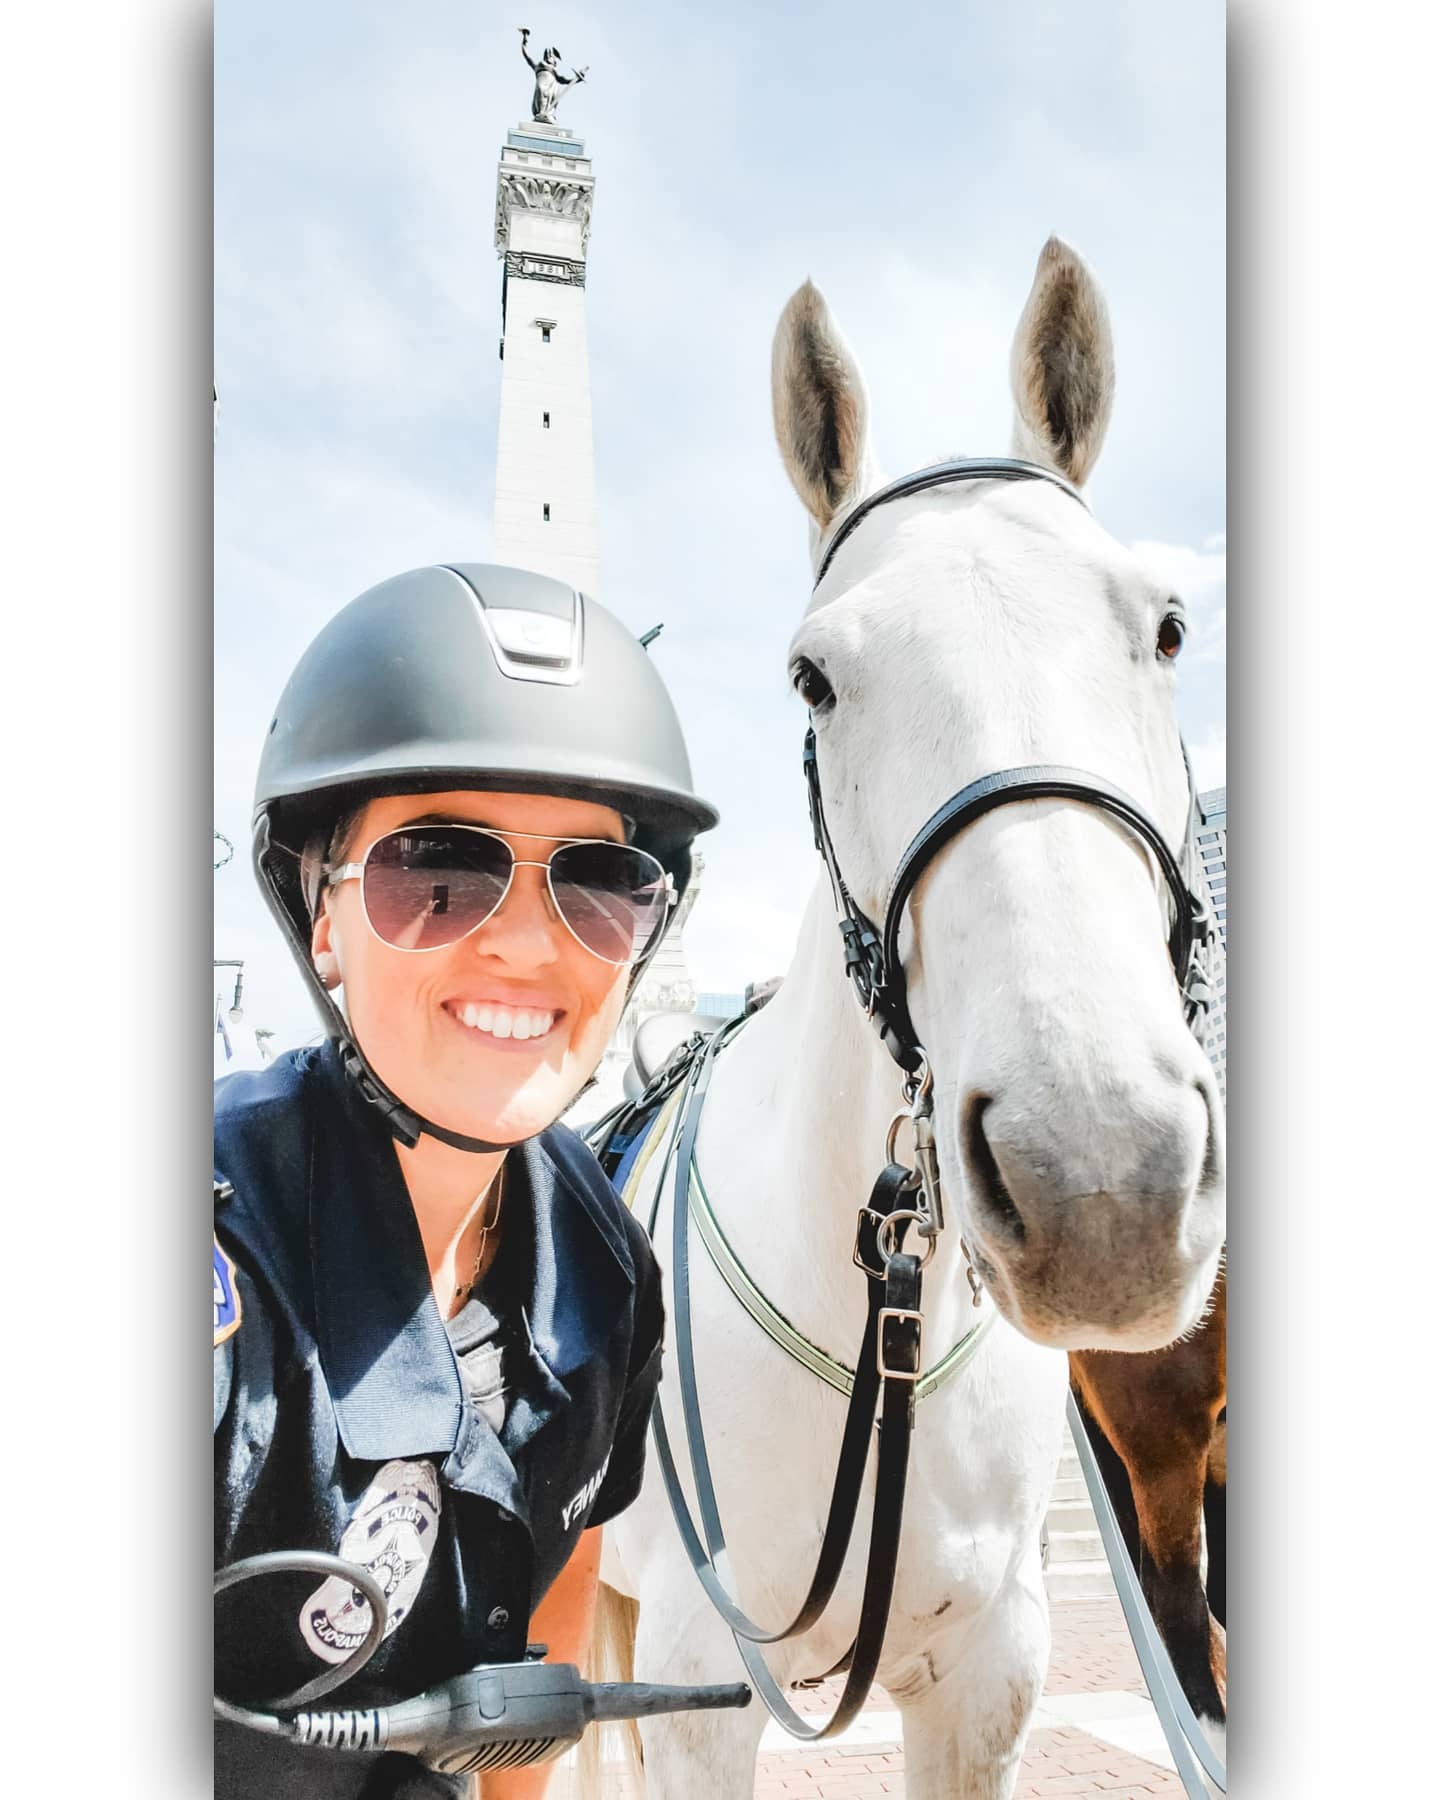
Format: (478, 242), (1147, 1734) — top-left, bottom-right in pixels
(1187, 722), (1227, 793)
(1129, 536), (1227, 664)
(684, 884), (810, 997)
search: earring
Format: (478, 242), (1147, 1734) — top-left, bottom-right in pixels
(313, 954), (341, 991)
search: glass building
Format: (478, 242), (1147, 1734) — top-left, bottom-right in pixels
(1194, 786), (1227, 1101)
(696, 991), (746, 1019)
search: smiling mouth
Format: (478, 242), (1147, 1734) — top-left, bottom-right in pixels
(444, 1001), (561, 1045)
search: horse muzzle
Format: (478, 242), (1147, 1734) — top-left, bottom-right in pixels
(956, 1075), (1225, 1351)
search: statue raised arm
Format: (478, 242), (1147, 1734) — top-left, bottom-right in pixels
(518, 27), (588, 122)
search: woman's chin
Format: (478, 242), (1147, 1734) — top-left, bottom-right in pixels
(432, 1062), (591, 1145)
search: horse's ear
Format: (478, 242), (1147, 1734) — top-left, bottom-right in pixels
(1009, 237), (1115, 489)
(772, 282), (873, 530)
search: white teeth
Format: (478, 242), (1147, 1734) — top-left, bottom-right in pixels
(454, 1003), (553, 1042)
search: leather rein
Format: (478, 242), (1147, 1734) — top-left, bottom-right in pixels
(625, 457), (1219, 1742)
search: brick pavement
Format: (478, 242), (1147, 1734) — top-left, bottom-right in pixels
(1043, 1599), (1153, 1699)
(562, 1595), (1185, 1798)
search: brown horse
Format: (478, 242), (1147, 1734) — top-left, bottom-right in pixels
(1069, 1261), (1227, 1736)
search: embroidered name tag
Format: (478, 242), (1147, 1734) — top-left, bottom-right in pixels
(213, 1238), (241, 1347)
(561, 1452), (611, 1530)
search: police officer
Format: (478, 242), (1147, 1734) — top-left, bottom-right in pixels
(214, 564), (718, 1798)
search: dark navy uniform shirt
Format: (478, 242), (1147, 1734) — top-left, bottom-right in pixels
(213, 1041), (663, 1798)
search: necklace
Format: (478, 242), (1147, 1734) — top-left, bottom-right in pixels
(453, 1168), (506, 1303)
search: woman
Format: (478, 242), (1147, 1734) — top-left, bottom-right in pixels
(214, 562), (717, 1799)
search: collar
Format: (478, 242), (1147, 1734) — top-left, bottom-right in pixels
(306, 1044), (635, 1483)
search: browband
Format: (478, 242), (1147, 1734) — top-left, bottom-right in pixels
(813, 456), (1089, 588)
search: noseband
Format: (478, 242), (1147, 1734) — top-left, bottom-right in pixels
(804, 456), (1217, 1078)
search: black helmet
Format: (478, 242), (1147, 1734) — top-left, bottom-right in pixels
(252, 562), (718, 1152)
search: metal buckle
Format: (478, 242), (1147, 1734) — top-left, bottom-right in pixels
(852, 1208), (888, 1280)
(877, 1307), (924, 1382)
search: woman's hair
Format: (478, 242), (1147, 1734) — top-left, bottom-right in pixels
(300, 804), (365, 922)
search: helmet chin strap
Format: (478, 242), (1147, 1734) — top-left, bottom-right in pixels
(337, 1037), (521, 1154)
(331, 966), (634, 1152)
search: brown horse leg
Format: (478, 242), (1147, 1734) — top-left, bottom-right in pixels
(1073, 1389), (1143, 1574)
(1127, 1453), (1225, 1726)
(1070, 1358), (1225, 1729)
(1204, 1408), (1226, 1627)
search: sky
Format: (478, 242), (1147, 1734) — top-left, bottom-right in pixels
(215, 0), (1225, 1054)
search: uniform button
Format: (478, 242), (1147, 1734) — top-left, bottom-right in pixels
(487, 1606), (510, 1631)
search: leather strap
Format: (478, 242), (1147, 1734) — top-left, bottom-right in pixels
(874, 763), (1207, 1054)
(648, 1026), (930, 1738)
(814, 456), (1088, 587)
(688, 1151), (994, 1401)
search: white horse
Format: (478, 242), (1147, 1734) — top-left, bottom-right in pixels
(592, 237), (1225, 1800)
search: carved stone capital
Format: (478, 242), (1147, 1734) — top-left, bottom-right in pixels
(634, 975), (697, 1016)
(495, 171), (594, 254)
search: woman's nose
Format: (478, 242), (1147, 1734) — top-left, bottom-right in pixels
(472, 863), (563, 966)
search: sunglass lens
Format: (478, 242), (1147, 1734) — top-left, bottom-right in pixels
(362, 830), (513, 950)
(550, 843), (670, 964)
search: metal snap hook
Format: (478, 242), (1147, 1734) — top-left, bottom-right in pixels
(902, 1055), (933, 1111)
(910, 1112), (945, 1236)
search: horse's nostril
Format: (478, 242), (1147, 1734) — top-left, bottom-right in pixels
(1195, 1079), (1223, 1193)
(962, 1093), (1026, 1243)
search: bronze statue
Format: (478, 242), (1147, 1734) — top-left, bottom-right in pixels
(519, 27), (588, 123)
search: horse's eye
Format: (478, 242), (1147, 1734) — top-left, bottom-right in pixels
(791, 657), (835, 711)
(1157, 614), (1186, 660)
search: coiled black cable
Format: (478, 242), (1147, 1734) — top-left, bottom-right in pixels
(213, 1552), (389, 1733)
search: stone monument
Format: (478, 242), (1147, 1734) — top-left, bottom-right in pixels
(492, 32), (599, 595)
(491, 39), (702, 1122)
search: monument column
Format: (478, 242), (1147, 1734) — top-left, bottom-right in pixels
(491, 38), (705, 1124)
(493, 100), (599, 594)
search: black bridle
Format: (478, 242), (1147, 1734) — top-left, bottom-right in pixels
(619, 456), (1220, 1768)
(804, 455), (1216, 1078)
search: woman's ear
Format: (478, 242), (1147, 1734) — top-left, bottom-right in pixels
(311, 904), (341, 991)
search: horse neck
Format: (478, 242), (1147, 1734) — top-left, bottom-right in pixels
(741, 876), (898, 1197)
(707, 877), (980, 1354)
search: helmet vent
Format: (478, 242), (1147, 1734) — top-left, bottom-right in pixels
(443, 565), (585, 687)
(486, 606), (574, 668)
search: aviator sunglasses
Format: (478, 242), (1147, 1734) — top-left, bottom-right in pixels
(327, 824), (675, 966)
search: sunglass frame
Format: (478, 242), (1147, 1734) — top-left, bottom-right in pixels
(327, 823), (675, 966)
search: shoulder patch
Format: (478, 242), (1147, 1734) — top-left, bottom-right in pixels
(213, 1237), (242, 1347)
